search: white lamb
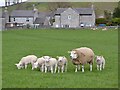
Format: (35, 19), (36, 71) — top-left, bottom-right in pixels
(32, 57), (46, 72)
(44, 57), (57, 73)
(57, 56), (67, 73)
(15, 55), (37, 69)
(96, 56), (105, 71)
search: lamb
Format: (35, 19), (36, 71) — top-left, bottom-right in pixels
(57, 56), (67, 73)
(96, 55), (105, 71)
(32, 57), (46, 72)
(15, 55), (37, 69)
(68, 47), (95, 72)
(102, 28), (107, 31)
(44, 57), (57, 73)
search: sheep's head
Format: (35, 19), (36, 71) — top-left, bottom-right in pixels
(96, 56), (102, 62)
(15, 63), (23, 69)
(32, 62), (38, 70)
(68, 50), (78, 59)
(43, 56), (51, 63)
(57, 56), (65, 62)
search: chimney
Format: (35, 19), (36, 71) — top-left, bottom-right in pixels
(33, 4), (38, 21)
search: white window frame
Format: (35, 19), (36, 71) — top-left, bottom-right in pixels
(68, 15), (71, 20)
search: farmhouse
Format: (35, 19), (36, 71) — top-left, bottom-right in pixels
(53, 7), (95, 28)
(10, 9), (38, 26)
(1, 5), (96, 30)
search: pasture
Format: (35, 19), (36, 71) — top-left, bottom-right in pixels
(2, 28), (118, 88)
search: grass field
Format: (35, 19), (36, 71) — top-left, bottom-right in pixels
(2, 28), (118, 88)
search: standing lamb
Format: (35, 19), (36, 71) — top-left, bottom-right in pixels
(32, 57), (46, 72)
(96, 55), (105, 71)
(44, 57), (57, 73)
(15, 55), (37, 69)
(68, 47), (95, 72)
(57, 56), (68, 73)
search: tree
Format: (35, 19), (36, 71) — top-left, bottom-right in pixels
(47, 2), (72, 11)
(113, 1), (120, 18)
(104, 10), (112, 20)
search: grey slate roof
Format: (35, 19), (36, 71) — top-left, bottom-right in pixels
(33, 17), (45, 24)
(75, 8), (93, 15)
(10, 10), (34, 17)
(55, 8), (93, 15)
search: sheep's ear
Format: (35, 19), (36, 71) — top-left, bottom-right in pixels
(68, 51), (71, 53)
(15, 64), (18, 66)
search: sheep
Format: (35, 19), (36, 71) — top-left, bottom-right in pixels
(15, 55), (37, 69)
(32, 57), (46, 72)
(44, 57), (57, 73)
(68, 47), (95, 72)
(57, 56), (68, 73)
(96, 55), (105, 71)
(102, 28), (107, 31)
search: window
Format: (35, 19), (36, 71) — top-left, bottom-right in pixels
(13, 18), (15, 21)
(26, 18), (29, 22)
(68, 15), (71, 20)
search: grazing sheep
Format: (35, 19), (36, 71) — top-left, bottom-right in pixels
(57, 56), (67, 73)
(44, 57), (57, 73)
(96, 56), (105, 71)
(15, 55), (37, 69)
(68, 47), (95, 72)
(32, 57), (46, 72)
(102, 28), (107, 31)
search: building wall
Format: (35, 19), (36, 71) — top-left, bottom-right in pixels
(61, 8), (79, 28)
(53, 15), (61, 28)
(80, 11), (95, 26)
(10, 17), (34, 25)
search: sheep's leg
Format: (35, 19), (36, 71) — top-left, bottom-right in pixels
(82, 65), (84, 72)
(75, 65), (78, 72)
(45, 66), (47, 73)
(41, 65), (44, 72)
(25, 64), (27, 69)
(32, 67), (34, 70)
(97, 65), (99, 70)
(61, 66), (64, 73)
(102, 63), (105, 69)
(58, 66), (60, 73)
(100, 64), (102, 71)
(77, 65), (80, 70)
(54, 64), (57, 73)
(90, 64), (92, 71)
(65, 63), (67, 72)
(51, 66), (53, 73)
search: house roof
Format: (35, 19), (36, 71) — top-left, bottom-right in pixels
(74, 8), (93, 15)
(33, 17), (45, 24)
(55, 8), (93, 15)
(38, 11), (54, 18)
(10, 10), (34, 17)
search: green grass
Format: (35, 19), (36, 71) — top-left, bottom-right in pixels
(2, 28), (118, 88)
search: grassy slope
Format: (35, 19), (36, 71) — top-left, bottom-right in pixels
(2, 29), (118, 88)
(4, 2), (118, 16)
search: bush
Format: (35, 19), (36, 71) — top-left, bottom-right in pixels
(96, 18), (107, 25)
(112, 18), (120, 25)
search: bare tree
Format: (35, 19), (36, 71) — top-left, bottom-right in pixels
(48, 2), (72, 11)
